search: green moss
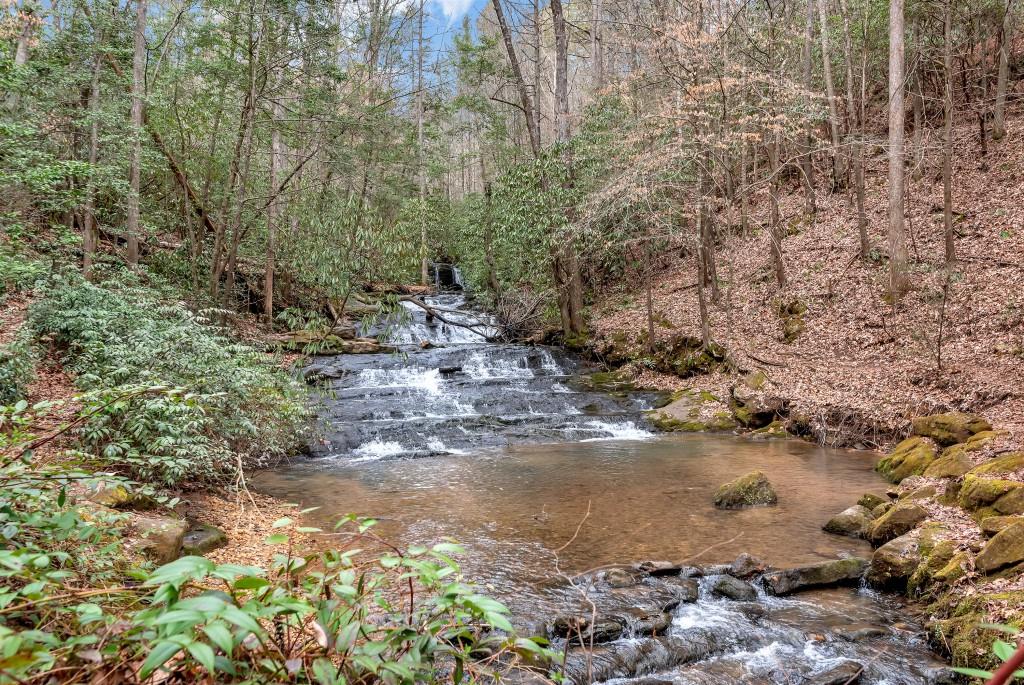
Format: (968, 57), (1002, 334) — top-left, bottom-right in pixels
(713, 471), (778, 508)
(857, 493), (887, 510)
(911, 413), (993, 447)
(875, 437), (938, 483)
(708, 411), (738, 431)
(923, 450), (974, 478)
(646, 412), (708, 432)
(749, 420), (789, 440)
(928, 591), (1024, 670)
(969, 451), (1024, 476)
(959, 475), (1023, 511)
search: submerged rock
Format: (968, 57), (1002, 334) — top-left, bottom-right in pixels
(551, 615), (625, 644)
(911, 413), (992, 447)
(823, 505), (874, 538)
(762, 557), (868, 595)
(713, 471), (778, 509)
(709, 574), (757, 601)
(805, 661), (864, 684)
(605, 568), (640, 588)
(866, 502), (927, 546)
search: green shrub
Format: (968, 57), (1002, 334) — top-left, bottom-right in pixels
(0, 328), (34, 404)
(28, 271), (309, 485)
(0, 249), (46, 298)
(0, 402), (544, 683)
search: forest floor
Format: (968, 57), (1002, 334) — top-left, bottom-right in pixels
(592, 106), (1024, 451)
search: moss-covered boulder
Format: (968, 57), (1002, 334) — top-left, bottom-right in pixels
(577, 369), (636, 393)
(981, 515), (1023, 537)
(866, 502), (927, 546)
(777, 299), (807, 344)
(867, 533), (921, 590)
(923, 450), (975, 479)
(929, 590), (1024, 671)
(857, 493), (887, 510)
(713, 471), (778, 509)
(976, 521), (1024, 574)
(911, 413), (992, 447)
(181, 524), (228, 556)
(730, 371), (786, 429)
(875, 437), (938, 483)
(646, 389), (732, 433)
(958, 475), (1023, 511)
(823, 505), (874, 538)
(932, 551), (971, 584)
(649, 335), (728, 379)
(763, 557), (868, 595)
(86, 483), (157, 510)
(968, 452), (1024, 476)
(995, 487), (1024, 515)
(747, 420), (790, 440)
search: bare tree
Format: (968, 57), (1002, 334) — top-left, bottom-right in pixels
(817, 0), (844, 190)
(943, 0), (957, 263)
(993, 0), (1014, 140)
(125, 0), (147, 265)
(887, 0), (909, 296)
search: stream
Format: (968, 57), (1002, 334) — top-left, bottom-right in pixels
(254, 289), (955, 684)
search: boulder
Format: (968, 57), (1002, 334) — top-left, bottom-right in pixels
(805, 661), (864, 685)
(730, 553), (768, 578)
(871, 502), (893, 518)
(181, 524), (227, 556)
(867, 533), (921, 590)
(981, 515), (1023, 537)
(823, 505), (874, 538)
(747, 420), (789, 440)
(866, 502), (927, 546)
(931, 551), (971, 584)
(901, 484), (938, 501)
(729, 371), (786, 428)
(86, 482), (156, 510)
(633, 560), (681, 576)
(551, 615), (625, 644)
(709, 574), (757, 601)
(857, 493), (887, 510)
(875, 437), (937, 483)
(969, 452), (1024, 476)
(958, 475), (1023, 511)
(975, 521), (1024, 574)
(923, 449), (974, 478)
(127, 512), (188, 565)
(995, 487), (1024, 515)
(911, 413), (992, 447)
(713, 471), (778, 509)
(661, 577), (700, 603)
(833, 625), (888, 642)
(762, 557), (868, 595)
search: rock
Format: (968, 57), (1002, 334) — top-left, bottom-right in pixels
(995, 487), (1024, 514)
(762, 557), (868, 595)
(609, 609), (672, 636)
(709, 574), (757, 600)
(181, 524), (227, 556)
(875, 437), (937, 483)
(733, 602), (768, 620)
(911, 413), (992, 447)
(805, 661), (864, 685)
(866, 502), (927, 546)
(857, 493), (887, 510)
(901, 484), (938, 501)
(969, 451), (1024, 476)
(86, 482), (156, 510)
(958, 475), (1023, 510)
(633, 560), (681, 576)
(932, 551), (971, 584)
(981, 515), (1023, 537)
(270, 331), (393, 355)
(661, 577), (700, 603)
(867, 533), (921, 590)
(975, 521), (1024, 574)
(747, 420), (789, 440)
(871, 502), (893, 518)
(923, 449), (974, 478)
(645, 390), (730, 433)
(729, 371), (787, 428)
(605, 568), (640, 588)
(823, 505), (874, 538)
(833, 624), (889, 641)
(551, 615), (625, 644)
(127, 512), (188, 565)
(713, 471), (778, 509)
(730, 553), (768, 578)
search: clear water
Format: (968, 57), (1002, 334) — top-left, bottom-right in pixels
(254, 294), (951, 684)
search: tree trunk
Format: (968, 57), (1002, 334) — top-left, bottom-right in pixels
(838, 0), (870, 256)
(767, 137), (787, 289)
(83, 52), (102, 279)
(817, 0), (845, 190)
(125, 0), (147, 266)
(265, 91), (283, 323)
(417, 0), (429, 285)
(993, 0), (1013, 140)
(887, 0), (909, 296)
(491, 0), (541, 157)
(592, 0), (604, 92)
(943, 0), (957, 263)
(4, 4), (34, 110)
(800, 0), (818, 215)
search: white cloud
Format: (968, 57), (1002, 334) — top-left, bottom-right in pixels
(433, 0), (473, 21)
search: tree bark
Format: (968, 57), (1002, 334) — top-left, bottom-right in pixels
(83, 52), (102, 279)
(767, 136), (787, 289)
(943, 0), (957, 263)
(817, 0), (845, 190)
(800, 0), (818, 215)
(125, 0), (147, 265)
(491, 0), (541, 157)
(417, 0), (429, 284)
(838, 0), (870, 256)
(887, 0), (909, 296)
(993, 0), (1013, 140)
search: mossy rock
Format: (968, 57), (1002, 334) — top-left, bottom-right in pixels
(707, 411), (739, 431)
(86, 483), (157, 510)
(713, 471), (778, 509)
(748, 420), (789, 440)
(646, 413), (708, 432)
(995, 487), (1024, 514)
(875, 437), (938, 483)
(923, 449), (974, 479)
(981, 515), (1023, 537)
(823, 505), (874, 538)
(781, 316), (805, 344)
(867, 532), (921, 590)
(563, 331), (591, 351)
(908, 538), (958, 596)
(866, 502), (928, 546)
(650, 336), (728, 379)
(763, 557), (868, 595)
(580, 370), (636, 393)
(959, 475), (1023, 511)
(857, 493), (887, 510)
(911, 413), (993, 447)
(872, 501), (894, 518)
(182, 524), (228, 556)
(976, 521), (1024, 574)
(968, 451), (1024, 476)
(901, 484), (939, 501)
(929, 591), (1024, 670)
(931, 551), (971, 584)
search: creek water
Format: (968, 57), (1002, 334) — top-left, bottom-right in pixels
(254, 291), (952, 684)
